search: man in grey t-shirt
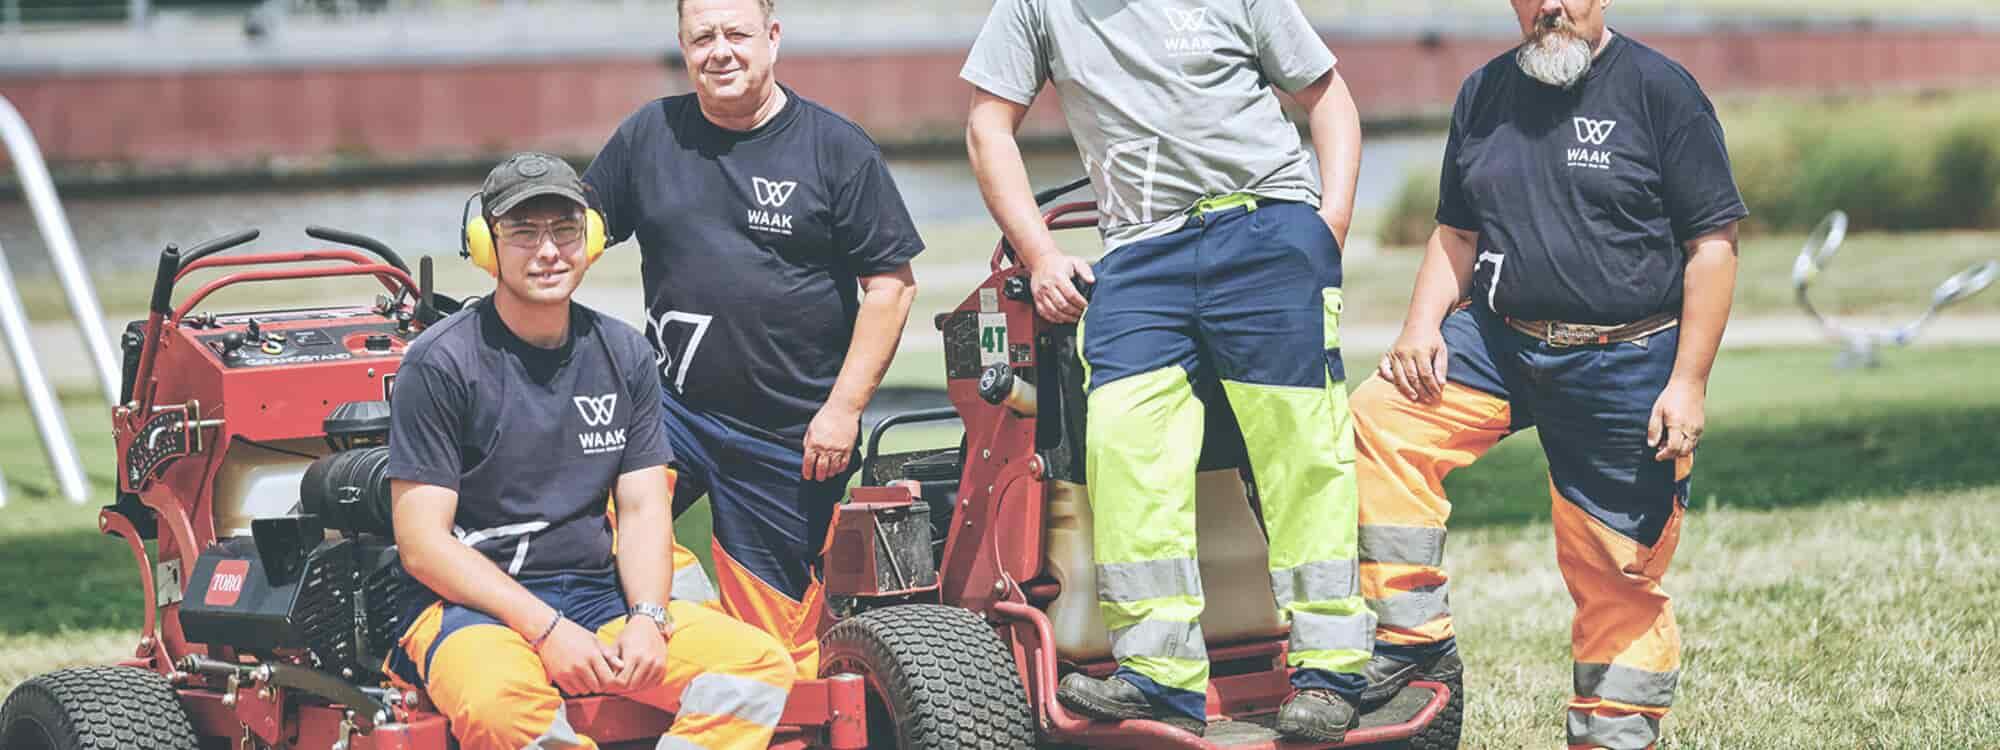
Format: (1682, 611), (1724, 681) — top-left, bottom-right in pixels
(963, 0), (1371, 741)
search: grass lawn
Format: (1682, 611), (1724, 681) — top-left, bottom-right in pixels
(17, 221), (1999, 330)
(4, 342), (1997, 746)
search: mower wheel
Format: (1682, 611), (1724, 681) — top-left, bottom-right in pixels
(821, 604), (1035, 749)
(1, 666), (199, 750)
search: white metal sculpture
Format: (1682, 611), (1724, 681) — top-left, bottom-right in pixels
(1794, 210), (2000, 369)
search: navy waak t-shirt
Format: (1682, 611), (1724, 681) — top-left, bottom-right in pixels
(1439, 33), (1749, 325)
(386, 299), (670, 577)
(583, 87), (925, 451)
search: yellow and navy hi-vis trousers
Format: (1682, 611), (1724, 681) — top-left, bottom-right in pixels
(1078, 198), (1372, 722)
(386, 550), (794, 750)
(1354, 306), (1690, 750)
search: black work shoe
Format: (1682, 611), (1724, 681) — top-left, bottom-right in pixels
(1056, 673), (1207, 736)
(1361, 650), (1463, 709)
(1276, 688), (1360, 743)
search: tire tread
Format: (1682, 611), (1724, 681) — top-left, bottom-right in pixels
(822, 604), (1036, 749)
(1, 666), (199, 750)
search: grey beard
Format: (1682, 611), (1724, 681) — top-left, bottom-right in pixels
(1516, 32), (1594, 89)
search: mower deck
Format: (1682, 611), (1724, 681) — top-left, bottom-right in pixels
(1201, 683), (1446, 749)
(1058, 681), (1448, 750)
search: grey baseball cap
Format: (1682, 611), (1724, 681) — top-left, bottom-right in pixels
(481, 152), (588, 217)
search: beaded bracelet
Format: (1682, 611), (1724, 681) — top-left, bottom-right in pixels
(529, 610), (564, 649)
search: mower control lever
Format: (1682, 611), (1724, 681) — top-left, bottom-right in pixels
(306, 225), (411, 274)
(177, 229), (262, 270)
(1033, 176), (1091, 208)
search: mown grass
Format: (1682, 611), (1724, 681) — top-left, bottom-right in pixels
(1453, 487), (2000, 748)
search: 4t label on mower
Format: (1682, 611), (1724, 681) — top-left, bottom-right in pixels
(979, 313), (1007, 367)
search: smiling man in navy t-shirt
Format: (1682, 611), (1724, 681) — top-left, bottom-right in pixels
(386, 153), (795, 750)
(583, 0), (923, 679)
(1351, 1), (1747, 748)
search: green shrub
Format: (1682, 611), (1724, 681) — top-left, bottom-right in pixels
(1375, 93), (2000, 245)
(1927, 119), (2000, 228)
(1379, 167), (1441, 247)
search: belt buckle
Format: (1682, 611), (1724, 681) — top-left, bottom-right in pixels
(1546, 322), (1586, 348)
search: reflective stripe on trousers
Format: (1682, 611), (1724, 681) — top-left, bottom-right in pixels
(674, 560), (719, 604)
(678, 672), (788, 728)
(1566, 708), (1662, 750)
(1097, 557), (1201, 602)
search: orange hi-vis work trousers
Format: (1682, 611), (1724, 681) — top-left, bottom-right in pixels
(388, 545), (794, 750)
(1354, 307), (1689, 750)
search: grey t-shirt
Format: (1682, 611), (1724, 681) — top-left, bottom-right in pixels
(962, 0), (1336, 250)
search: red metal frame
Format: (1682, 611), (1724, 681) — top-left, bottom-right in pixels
(171, 262), (413, 322)
(990, 201), (1101, 271)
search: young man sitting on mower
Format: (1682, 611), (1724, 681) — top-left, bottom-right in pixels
(384, 152), (795, 750)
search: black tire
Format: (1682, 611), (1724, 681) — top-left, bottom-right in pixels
(1385, 671), (1462, 750)
(821, 604), (1035, 749)
(1, 666), (199, 750)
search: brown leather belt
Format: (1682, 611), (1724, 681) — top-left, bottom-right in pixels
(1504, 312), (1679, 347)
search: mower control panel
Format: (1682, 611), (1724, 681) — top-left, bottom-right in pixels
(192, 309), (412, 369)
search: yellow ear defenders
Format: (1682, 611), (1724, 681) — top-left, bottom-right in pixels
(459, 192), (607, 276)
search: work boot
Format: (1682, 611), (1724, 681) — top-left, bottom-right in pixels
(1361, 649), (1464, 710)
(1056, 672), (1207, 736)
(1275, 688), (1360, 743)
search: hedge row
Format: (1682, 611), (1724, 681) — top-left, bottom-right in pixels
(1378, 93), (2000, 246)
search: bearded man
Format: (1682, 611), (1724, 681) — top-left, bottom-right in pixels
(1351, 1), (1747, 748)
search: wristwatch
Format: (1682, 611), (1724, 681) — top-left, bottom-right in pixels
(630, 602), (673, 634)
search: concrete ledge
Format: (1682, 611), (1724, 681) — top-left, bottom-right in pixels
(4, 14), (1999, 184)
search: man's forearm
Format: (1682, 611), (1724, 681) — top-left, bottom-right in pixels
(1672, 228), (1740, 386)
(825, 268), (918, 416)
(1300, 71), (1362, 243)
(403, 535), (558, 637)
(614, 479), (673, 608)
(1402, 227), (1481, 333)
(967, 112), (1062, 267)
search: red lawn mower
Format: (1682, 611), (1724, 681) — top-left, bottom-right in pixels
(1, 182), (1454, 750)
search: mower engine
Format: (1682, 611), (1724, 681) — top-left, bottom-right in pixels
(178, 402), (407, 682)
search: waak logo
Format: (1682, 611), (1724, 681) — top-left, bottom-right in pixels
(573, 393), (626, 454)
(1162, 6), (1215, 56)
(1567, 117), (1617, 170)
(749, 176), (797, 235)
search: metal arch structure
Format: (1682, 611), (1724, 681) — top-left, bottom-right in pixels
(1794, 210), (2000, 369)
(0, 94), (115, 506)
